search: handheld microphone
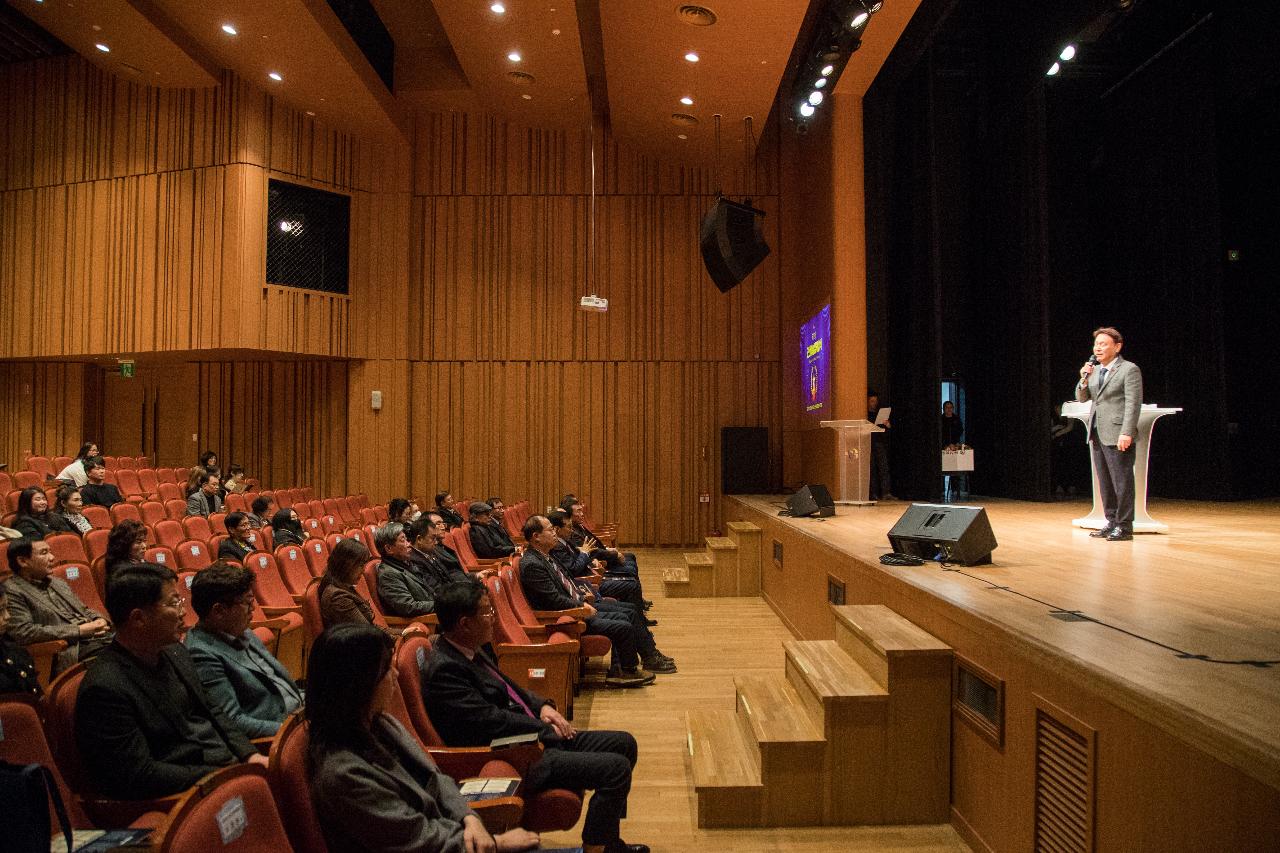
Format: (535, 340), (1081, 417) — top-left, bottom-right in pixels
(1087, 354), (1099, 366)
(1080, 354), (1098, 384)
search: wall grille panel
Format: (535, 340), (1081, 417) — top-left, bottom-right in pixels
(1034, 705), (1095, 853)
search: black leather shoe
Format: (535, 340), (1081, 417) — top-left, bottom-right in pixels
(1106, 528), (1133, 541)
(604, 842), (650, 853)
(1089, 527), (1115, 538)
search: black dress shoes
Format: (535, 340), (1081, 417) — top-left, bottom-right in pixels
(1089, 526), (1114, 538)
(1105, 528), (1133, 541)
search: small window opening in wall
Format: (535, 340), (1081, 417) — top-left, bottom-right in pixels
(953, 656), (1005, 748)
(827, 575), (845, 606)
(772, 539), (783, 567)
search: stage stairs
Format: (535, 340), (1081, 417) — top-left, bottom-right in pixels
(662, 521), (761, 598)
(686, 604), (952, 828)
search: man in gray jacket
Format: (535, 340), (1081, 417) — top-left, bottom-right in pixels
(375, 522), (438, 617)
(1076, 326), (1144, 541)
(185, 563), (302, 738)
(4, 538), (111, 674)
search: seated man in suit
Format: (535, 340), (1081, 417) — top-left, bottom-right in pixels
(186, 472), (223, 517)
(374, 522), (437, 617)
(216, 512), (258, 563)
(80, 459), (124, 509)
(434, 491), (464, 529)
(75, 563), (266, 800)
(185, 562), (302, 738)
(562, 499), (645, 601)
(426, 511), (467, 575)
(407, 516), (468, 591)
(468, 501), (517, 559)
(423, 578), (649, 853)
(4, 538), (112, 676)
(520, 516), (671, 684)
(548, 510), (648, 615)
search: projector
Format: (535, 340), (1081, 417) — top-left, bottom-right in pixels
(578, 294), (609, 313)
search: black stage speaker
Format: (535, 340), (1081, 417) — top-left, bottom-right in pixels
(787, 484), (835, 518)
(887, 503), (997, 565)
(721, 427), (769, 494)
(700, 197), (771, 293)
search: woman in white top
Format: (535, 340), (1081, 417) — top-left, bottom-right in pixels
(55, 442), (99, 487)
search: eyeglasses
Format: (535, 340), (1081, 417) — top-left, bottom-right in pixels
(165, 596), (186, 611)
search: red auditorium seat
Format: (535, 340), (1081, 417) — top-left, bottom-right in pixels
(53, 563), (106, 614)
(84, 528), (110, 562)
(115, 470), (143, 502)
(15, 470), (42, 489)
(109, 502), (142, 526)
(45, 532), (89, 565)
(137, 468), (158, 497)
(0, 694), (94, 829)
(208, 512), (228, 535)
(302, 538), (330, 577)
(144, 546), (177, 571)
(164, 498), (187, 520)
(139, 500), (166, 527)
(246, 552), (302, 612)
(157, 482), (182, 502)
(267, 712), (330, 853)
(152, 519), (184, 551)
(155, 467), (177, 484)
(174, 540), (213, 571)
(101, 455), (118, 470)
(151, 765), (294, 853)
(182, 515), (213, 542)
(248, 527), (271, 552)
(224, 493), (247, 512)
(321, 514), (344, 535)
(26, 455), (55, 480)
(359, 507), (379, 526)
(82, 504), (111, 529)
(274, 545), (315, 596)
(300, 579), (325, 642)
(483, 575), (578, 716)
(115, 457), (136, 470)
(53, 455), (74, 472)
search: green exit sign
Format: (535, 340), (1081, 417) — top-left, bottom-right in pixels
(119, 361), (135, 378)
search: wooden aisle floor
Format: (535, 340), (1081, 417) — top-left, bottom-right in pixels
(535, 548), (970, 853)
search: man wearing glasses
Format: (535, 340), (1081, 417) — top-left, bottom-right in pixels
(76, 563), (267, 801)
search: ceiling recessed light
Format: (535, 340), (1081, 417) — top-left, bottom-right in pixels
(490, 2), (506, 13)
(821, 64), (834, 76)
(680, 96), (693, 105)
(808, 90), (823, 106)
(306, 110), (316, 116)
(1046, 62), (1061, 76)
(521, 94), (532, 100)
(95, 43), (110, 53)
(1060, 44), (1077, 61)
(507, 51), (522, 62)
(684, 52), (699, 62)
(850, 11), (869, 28)
(677, 134), (688, 140)
(552, 29), (561, 35)
(799, 103), (815, 118)
(268, 71), (283, 81)
(92, 24), (101, 31)
(221, 23), (237, 36)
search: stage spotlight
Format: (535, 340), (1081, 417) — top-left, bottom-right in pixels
(799, 102), (815, 118)
(1046, 62), (1061, 76)
(815, 77), (827, 89)
(808, 90), (824, 106)
(1060, 44), (1077, 61)
(850, 10), (869, 28)
(821, 64), (834, 76)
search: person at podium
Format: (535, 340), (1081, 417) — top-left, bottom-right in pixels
(1076, 326), (1143, 541)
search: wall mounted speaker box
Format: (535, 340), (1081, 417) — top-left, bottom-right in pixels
(887, 503), (997, 565)
(699, 197), (771, 293)
(721, 427), (769, 494)
(787, 484), (835, 518)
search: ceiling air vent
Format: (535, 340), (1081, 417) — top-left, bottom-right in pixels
(506, 71), (536, 85)
(671, 113), (700, 126)
(676, 5), (718, 27)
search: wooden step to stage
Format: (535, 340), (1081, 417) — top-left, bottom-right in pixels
(661, 566), (690, 597)
(734, 674), (825, 825)
(667, 553), (713, 597)
(686, 709), (764, 828)
(726, 521), (762, 595)
(705, 535), (739, 595)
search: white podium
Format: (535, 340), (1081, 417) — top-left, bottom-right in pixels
(820, 419), (884, 505)
(1060, 402), (1181, 533)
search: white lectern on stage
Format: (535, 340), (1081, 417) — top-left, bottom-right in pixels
(1059, 402), (1181, 533)
(819, 419), (884, 505)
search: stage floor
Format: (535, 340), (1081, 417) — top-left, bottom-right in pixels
(731, 494), (1280, 792)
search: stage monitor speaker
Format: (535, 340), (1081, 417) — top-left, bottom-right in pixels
(887, 503), (997, 565)
(700, 197), (771, 293)
(722, 427), (769, 494)
(787, 484), (835, 518)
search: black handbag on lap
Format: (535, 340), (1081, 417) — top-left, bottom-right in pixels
(0, 760), (73, 853)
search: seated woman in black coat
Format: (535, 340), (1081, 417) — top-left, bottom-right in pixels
(13, 486), (76, 539)
(104, 519), (150, 582)
(270, 508), (308, 548)
(306, 623), (538, 853)
(0, 585), (42, 696)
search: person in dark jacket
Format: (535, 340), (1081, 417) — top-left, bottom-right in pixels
(407, 516), (467, 593)
(319, 538), (381, 630)
(0, 584), (42, 696)
(434, 491), (464, 530)
(467, 502), (516, 559)
(374, 523), (436, 617)
(216, 512), (258, 563)
(80, 459), (124, 509)
(308, 622), (537, 853)
(75, 563), (266, 800)
(424, 578), (648, 853)
(548, 511), (648, 615)
(13, 486), (76, 539)
(426, 512), (467, 576)
(4, 538), (111, 675)
(104, 519), (149, 581)
(185, 472), (223, 517)
(271, 508), (307, 548)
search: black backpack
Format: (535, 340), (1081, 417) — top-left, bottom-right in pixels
(0, 760), (73, 853)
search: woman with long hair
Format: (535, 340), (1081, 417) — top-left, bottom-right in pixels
(305, 623), (537, 853)
(270, 507), (308, 548)
(317, 538), (379, 629)
(54, 485), (92, 535)
(13, 486), (76, 538)
(104, 519), (149, 581)
(56, 441), (99, 486)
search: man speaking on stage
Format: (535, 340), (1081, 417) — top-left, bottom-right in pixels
(1076, 326), (1143, 541)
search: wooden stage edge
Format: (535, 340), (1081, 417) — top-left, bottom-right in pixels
(727, 495), (1280, 796)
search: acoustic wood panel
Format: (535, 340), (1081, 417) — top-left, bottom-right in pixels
(0, 361), (87, 471)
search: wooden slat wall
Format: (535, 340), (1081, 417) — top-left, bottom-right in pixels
(0, 362), (86, 470)
(195, 361), (349, 499)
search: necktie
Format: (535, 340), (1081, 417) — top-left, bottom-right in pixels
(482, 659), (536, 718)
(1098, 366), (1109, 387)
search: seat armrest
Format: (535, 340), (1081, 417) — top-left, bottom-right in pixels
(261, 605), (301, 617)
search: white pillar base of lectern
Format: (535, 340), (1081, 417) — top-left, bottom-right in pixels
(1060, 402), (1181, 534)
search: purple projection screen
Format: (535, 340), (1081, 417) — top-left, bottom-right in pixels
(801, 304), (831, 417)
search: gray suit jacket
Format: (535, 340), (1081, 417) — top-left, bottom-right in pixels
(3, 573), (108, 674)
(185, 490), (222, 517)
(375, 557), (436, 617)
(311, 713), (474, 853)
(1076, 355), (1143, 445)
(184, 624), (302, 738)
